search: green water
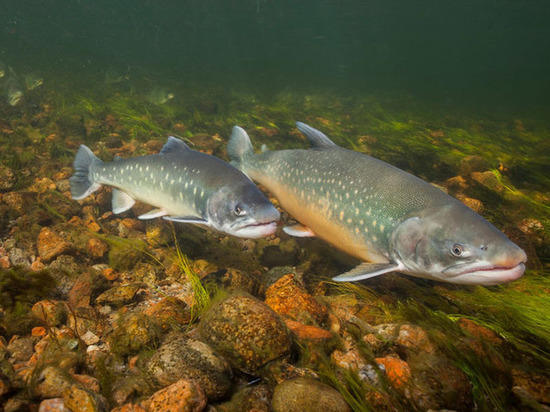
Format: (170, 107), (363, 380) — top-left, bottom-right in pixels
(1, 1), (549, 410)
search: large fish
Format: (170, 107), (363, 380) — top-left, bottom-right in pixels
(228, 122), (527, 285)
(70, 136), (280, 239)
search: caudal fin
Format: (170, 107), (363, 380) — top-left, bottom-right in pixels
(227, 126), (254, 172)
(69, 145), (102, 200)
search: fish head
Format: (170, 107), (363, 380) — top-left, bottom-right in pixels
(205, 183), (280, 239)
(7, 90), (23, 106)
(391, 202), (527, 285)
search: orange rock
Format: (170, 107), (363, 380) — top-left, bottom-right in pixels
(30, 259), (46, 271)
(86, 237), (109, 258)
(285, 319), (333, 342)
(0, 255), (10, 269)
(72, 374), (100, 393)
(29, 177), (57, 193)
(38, 398), (71, 411)
(37, 227), (73, 262)
(457, 318), (502, 345)
(31, 327), (47, 337)
(265, 274), (327, 324)
(144, 379), (207, 412)
(143, 297), (190, 330)
(111, 404), (147, 412)
(31, 300), (67, 326)
(68, 216), (85, 227)
(102, 267), (119, 281)
(375, 357), (412, 389)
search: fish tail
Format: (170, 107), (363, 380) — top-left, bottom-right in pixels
(228, 126), (254, 173)
(69, 145), (103, 200)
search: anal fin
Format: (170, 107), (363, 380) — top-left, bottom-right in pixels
(283, 224), (316, 237)
(138, 208), (167, 220)
(332, 262), (399, 282)
(112, 189), (135, 214)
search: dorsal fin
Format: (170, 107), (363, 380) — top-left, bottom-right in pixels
(160, 136), (190, 155)
(296, 122), (337, 148)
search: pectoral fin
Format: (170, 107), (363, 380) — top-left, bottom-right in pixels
(283, 224), (316, 237)
(138, 208), (167, 219)
(332, 262), (399, 282)
(163, 216), (210, 226)
(112, 189), (135, 214)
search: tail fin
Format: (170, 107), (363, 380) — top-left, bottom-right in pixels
(70, 145), (102, 200)
(227, 126), (254, 173)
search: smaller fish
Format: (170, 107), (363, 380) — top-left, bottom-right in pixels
(0, 60), (5, 78)
(23, 73), (43, 91)
(70, 136), (280, 238)
(3, 68), (23, 106)
(146, 87), (174, 105)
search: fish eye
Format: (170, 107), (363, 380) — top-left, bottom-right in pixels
(234, 204), (247, 216)
(451, 243), (464, 257)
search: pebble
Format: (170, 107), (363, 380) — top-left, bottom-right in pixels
(271, 377), (351, 412)
(37, 227), (73, 262)
(200, 294), (292, 374)
(375, 356), (411, 389)
(0, 166), (17, 191)
(86, 237), (109, 258)
(38, 398), (71, 412)
(144, 379), (207, 412)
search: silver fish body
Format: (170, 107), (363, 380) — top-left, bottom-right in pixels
(228, 122), (527, 285)
(70, 136), (280, 239)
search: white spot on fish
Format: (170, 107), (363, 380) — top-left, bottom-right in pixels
(339, 211), (344, 221)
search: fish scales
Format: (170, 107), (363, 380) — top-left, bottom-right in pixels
(228, 122), (527, 285)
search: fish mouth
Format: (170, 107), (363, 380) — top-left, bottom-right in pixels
(446, 262), (526, 285)
(233, 221), (278, 239)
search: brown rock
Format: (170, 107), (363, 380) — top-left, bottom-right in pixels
(455, 194), (484, 214)
(143, 297), (191, 329)
(457, 318), (502, 345)
(30, 177), (57, 193)
(444, 175), (468, 192)
(470, 171), (504, 194)
(144, 379), (207, 412)
(34, 366), (74, 398)
(31, 300), (67, 326)
(37, 227), (73, 262)
(96, 283), (141, 307)
(86, 237), (109, 258)
(62, 385), (101, 412)
(82, 206), (101, 232)
(512, 369), (550, 404)
(111, 404), (147, 412)
(0, 166), (16, 191)
(200, 294), (292, 374)
(271, 377), (351, 412)
(459, 155), (490, 177)
(265, 274), (327, 324)
(396, 324), (435, 353)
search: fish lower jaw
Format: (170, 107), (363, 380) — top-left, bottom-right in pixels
(231, 221), (278, 239)
(451, 262), (526, 285)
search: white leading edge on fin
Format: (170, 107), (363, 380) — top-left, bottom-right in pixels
(332, 262), (402, 282)
(163, 216), (210, 226)
(283, 224), (316, 237)
(138, 208), (168, 219)
(112, 189), (135, 214)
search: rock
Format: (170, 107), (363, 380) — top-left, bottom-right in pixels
(396, 324), (435, 354)
(444, 175), (468, 192)
(271, 377), (351, 412)
(200, 294), (292, 374)
(8, 247), (31, 267)
(375, 357), (411, 389)
(214, 383), (272, 412)
(0, 166), (17, 191)
(96, 283), (142, 307)
(7, 335), (37, 362)
(144, 379), (207, 412)
(62, 384), (106, 412)
(48, 255), (81, 296)
(31, 300), (67, 326)
(68, 271), (108, 309)
(285, 319), (333, 342)
(118, 218), (145, 238)
(30, 177), (57, 193)
(142, 297), (191, 330)
(455, 193), (484, 214)
(86, 237), (109, 259)
(108, 311), (161, 357)
(39, 398), (71, 412)
(470, 171), (504, 194)
(145, 220), (172, 247)
(111, 404), (147, 412)
(265, 274), (328, 324)
(56, 179), (71, 193)
(512, 369), (550, 404)
(261, 266), (296, 289)
(146, 334), (232, 400)
(37, 227), (73, 263)
(457, 318), (502, 345)
(34, 366), (74, 398)
(81, 331), (100, 346)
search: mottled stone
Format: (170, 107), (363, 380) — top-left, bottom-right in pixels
(455, 194), (484, 214)
(7, 335), (37, 362)
(512, 369), (550, 404)
(214, 383), (272, 412)
(457, 318), (502, 345)
(62, 385), (104, 412)
(96, 283), (141, 307)
(265, 274), (328, 324)
(200, 294), (291, 374)
(147, 334), (232, 400)
(108, 311), (161, 357)
(143, 297), (190, 330)
(37, 227), (73, 262)
(144, 379), (207, 412)
(396, 324), (435, 354)
(38, 398), (71, 412)
(34, 366), (74, 398)
(145, 220), (172, 247)
(86, 237), (109, 258)
(31, 300), (67, 326)
(111, 404), (147, 412)
(271, 377), (351, 412)
(459, 155), (490, 177)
